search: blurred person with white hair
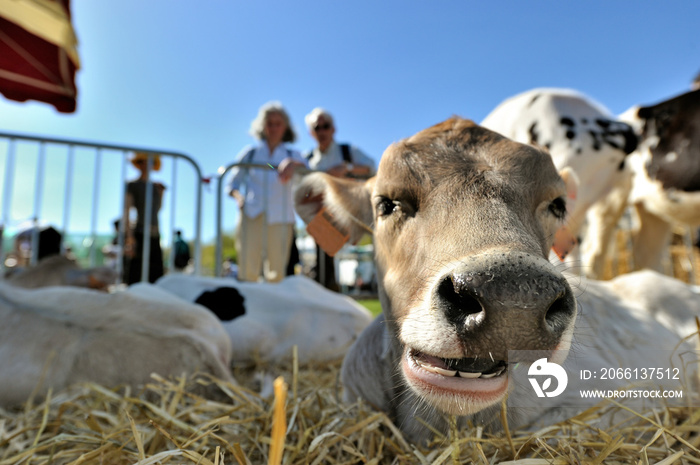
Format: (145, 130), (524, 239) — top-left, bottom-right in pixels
(228, 101), (307, 283)
(304, 107), (376, 291)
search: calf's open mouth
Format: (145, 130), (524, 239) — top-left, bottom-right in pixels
(404, 346), (509, 394)
(410, 350), (507, 379)
(402, 347), (510, 413)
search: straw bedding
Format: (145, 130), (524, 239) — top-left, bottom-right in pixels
(2, 352), (699, 465)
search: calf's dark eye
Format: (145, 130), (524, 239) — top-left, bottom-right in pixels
(548, 197), (566, 219)
(376, 197), (398, 217)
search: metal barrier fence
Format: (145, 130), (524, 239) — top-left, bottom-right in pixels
(0, 131), (203, 281)
(4, 131), (694, 287)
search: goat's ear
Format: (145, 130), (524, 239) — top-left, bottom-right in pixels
(294, 173), (374, 245)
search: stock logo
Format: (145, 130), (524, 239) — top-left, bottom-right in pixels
(528, 358), (568, 398)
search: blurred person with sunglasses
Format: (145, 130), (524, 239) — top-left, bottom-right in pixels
(304, 108), (376, 291)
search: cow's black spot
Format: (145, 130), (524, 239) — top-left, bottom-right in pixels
(560, 117), (575, 127)
(618, 160), (625, 171)
(195, 287), (246, 321)
(620, 126), (638, 154)
(565, 130), (575, 140)
(528, 122), (539, 144)
(595, 118), (611, 129)
(598, 120), (638, 154)
(606, 139), (620, 150)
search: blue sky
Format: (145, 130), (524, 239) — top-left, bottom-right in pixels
(1, 0), (698, 244)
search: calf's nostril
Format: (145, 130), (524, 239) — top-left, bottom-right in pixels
(437, 274), (484, 327)
(544, 291), (574, 332)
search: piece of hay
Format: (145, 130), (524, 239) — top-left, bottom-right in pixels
(268, 377), (287, 465)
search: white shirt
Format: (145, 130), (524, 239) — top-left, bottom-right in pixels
(228, 144), (307, 224)
(306, 141), (376, 174)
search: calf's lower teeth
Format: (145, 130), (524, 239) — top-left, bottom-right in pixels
(416, 356), (506, 379)
(419, 362), (457, 377)
(480, 368), (506, 379)
(433, 366), (458, 377)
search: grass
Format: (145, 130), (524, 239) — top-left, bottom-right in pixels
(356, 299), (382, 317)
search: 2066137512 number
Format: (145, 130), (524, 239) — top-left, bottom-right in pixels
(599, 367), (681, 380)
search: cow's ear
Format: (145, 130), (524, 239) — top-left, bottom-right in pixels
(295, 173), (374, 245)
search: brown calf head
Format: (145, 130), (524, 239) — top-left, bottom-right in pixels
(295, 117), (577, 417)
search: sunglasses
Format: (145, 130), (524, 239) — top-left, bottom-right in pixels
(313, 123), (332, 132)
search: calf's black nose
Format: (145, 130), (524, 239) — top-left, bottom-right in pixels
(434, 252), (576, 350)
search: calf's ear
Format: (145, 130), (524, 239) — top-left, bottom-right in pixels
(558, 167), (578, 211)
(552, 168), (579, 261)
(294, 173), (374, 245)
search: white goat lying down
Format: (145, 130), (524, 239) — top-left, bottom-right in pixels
(294, 117), (699, 443)
(0, 281), (234, 408)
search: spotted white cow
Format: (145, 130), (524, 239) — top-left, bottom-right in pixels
(481, 88), (638, 277)
(294, 118), (697, 443)
(607, 88), (700, 273)
(153, 274), (373, 365)
(0, 282), (234, 408)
